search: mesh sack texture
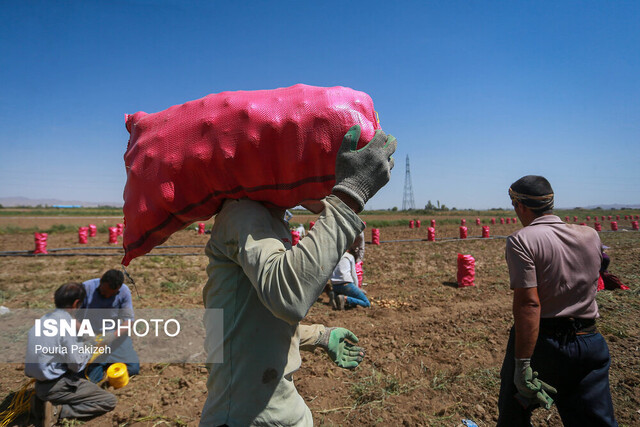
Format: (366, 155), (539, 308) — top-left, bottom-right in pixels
(457, 253), (476, 287)
(122, 84), (380, 265)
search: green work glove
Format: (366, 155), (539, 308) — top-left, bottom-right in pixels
(316, 327), (365, 369)
(514, 358), (557, 410)
(333, 125), (397, 212)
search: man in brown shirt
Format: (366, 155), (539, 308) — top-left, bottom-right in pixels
(497, 175), (617, 426)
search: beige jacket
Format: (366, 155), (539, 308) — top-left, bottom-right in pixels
(201, 195), (364, 426)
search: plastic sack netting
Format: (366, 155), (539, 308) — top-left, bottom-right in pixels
(427, 227), (435, 241)
(355, 261), (364, 288)
(78, 227), (89, 244)
(108, 227), (118, 245)
(122, 84), (380, 265)
(457, 254), (476, 287)
(372, 229), (380, 245)
(34, 232), (48, 254)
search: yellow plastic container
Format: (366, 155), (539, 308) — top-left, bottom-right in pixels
(106, 363), (129, 389)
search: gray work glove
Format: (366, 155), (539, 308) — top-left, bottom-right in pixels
(333, 125), (397, 212)
(316, 327), (365, 369)
(514, 358), (557, 410)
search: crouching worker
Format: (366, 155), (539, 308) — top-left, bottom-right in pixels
(201, 125), (396, 426)
(330, 240), (370, 310)
(25, 282), (117, 424)
(80, 269), (140, 383)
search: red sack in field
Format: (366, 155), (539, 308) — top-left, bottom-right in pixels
(355, 261), (364, 288)
(34, 232), (48, 254)
(427, 227), (435, 241)
(108, 227), (119, 244)
(122, 84), (380, 265)
(457, 254), (475, 287)
(372, 229), (380, 245)
(78, 227), (88, 244)
(600, 271), (629, 291)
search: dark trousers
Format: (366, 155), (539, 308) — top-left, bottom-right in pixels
(497, 326), (617, 427)
(35, 374), (116, 419)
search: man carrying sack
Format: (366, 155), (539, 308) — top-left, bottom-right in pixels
(201, 125), (396, 426)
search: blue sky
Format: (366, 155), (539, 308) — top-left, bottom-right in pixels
(1, 1), (638, 210)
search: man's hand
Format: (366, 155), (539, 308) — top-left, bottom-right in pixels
(317, 327), (365, 369)
(332, 125), (397, 212)
(514, 358), (557, 409)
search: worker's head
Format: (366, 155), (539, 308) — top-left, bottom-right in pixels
(509, 175), (554, 225)
(98, 269), (125, 299)
(54, 282), (86, 309)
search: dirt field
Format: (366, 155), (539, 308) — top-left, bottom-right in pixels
(1, 214), (638, 426)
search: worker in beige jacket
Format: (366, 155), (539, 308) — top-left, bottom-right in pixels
(200, 125), (397, 426)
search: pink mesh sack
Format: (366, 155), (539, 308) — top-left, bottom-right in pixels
(122, 84), (380, 265)
(457, 254), (476, 287)
(108, 227), (118, 245)
(355, 261), (364, 288)
(427, 227), (435, 241)
(291, 230), (301, 246)
(372, 229), (380, 245)
(78, 227), (89, 244)
(34, 232), (48, 254)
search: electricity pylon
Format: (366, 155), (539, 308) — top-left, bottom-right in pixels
(402, 155), (415, 210)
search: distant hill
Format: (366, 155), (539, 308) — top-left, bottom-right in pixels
(0, 196), (123, 208)
(573, 204), (640, 210)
